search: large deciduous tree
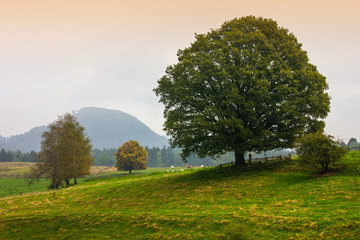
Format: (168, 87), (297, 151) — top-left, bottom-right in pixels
(154, 16), (330, 167)
(28, 114), (94, 189)
(115, 140), (147, 174)
(56, 115), (94, 185)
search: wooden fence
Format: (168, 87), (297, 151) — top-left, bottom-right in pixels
(217, 155), (293, 168)
(0, 173), (25, 179)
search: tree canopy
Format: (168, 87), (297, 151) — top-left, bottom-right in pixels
(347, 138), (359, 150)
(115, 140), (147, 174)
(154, 16), (330, 167)
(27, 114), (94, 189)
(296, 133), (347, 173)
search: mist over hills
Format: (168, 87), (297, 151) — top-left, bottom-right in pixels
(0, 107), (168, 152)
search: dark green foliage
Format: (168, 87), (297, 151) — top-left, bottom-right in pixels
(154, 16), (330, 167)
(179, 151), (235, 166)
(145, 146), (234, 167)
(0, 148), (13, 162)
(21, 150), (37, 162)
(92, 146), (293, 168)
(347, 138), (358, 146)
(161, 146), (175, 166)
(145, 146), (161, 167)
(0, 149), (37, 162)
(91, 148), (117, 166)
(347, 138), (359, 150)
(296, 132), (347, 173)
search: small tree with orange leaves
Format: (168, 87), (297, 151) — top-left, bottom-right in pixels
(115, 140), (147, 174)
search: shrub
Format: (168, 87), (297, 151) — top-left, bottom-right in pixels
(296, 133), (347, 173)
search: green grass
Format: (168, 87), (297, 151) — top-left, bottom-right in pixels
(0, 178), (50, 198)
(0, 152), (360, 239)
(0, 165), (189, 198)
(0, 162), (49, 197)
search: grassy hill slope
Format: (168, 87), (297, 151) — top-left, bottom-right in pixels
(1, 152), (360, 239)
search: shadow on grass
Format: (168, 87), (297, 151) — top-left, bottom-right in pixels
(0, 214), (133, 240)
(83, 172), (141, 182)
(274, 173), (313, 187)
(170, 159), (298, 184)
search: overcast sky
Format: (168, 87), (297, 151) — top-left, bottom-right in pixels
(0, 0), (359, 142)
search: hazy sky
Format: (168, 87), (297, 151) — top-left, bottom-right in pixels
(0, 0), (359, 142)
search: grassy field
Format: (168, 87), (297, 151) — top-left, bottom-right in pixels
(0, 162), (34, 177)
(0, 152), (359, 239)
(0, 162), (48, 197)
(0, 164), (188, 198)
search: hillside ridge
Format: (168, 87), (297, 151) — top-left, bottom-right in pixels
(0, 107), (168, 152)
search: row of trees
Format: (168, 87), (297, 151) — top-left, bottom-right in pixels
(92, 146), (235, 167)
(3, 136), (357, 167)
(0, 148), (37, 162)
(146, 146), (176, 167)
(1, 143), (295, 169)
(91, 148), (117, 166)
(27, 114), (94, 189)
(119, 136), (347, 175)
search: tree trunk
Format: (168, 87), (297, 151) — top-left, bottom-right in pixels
(74, 176), (77, 185)
(50, 177), (58, 189)
(65, 179), (70, 187)
(234, 151), (246, 167)
(129, 169), (132, 174)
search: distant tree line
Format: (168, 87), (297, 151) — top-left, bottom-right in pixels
(146, 146), (178, 167)
(1, 145), (227, 167)
(3, 137), (357, 167)
(0, 148), (37, 162)
(347, 138), (359, 151)
(91, 146), (294, 167)
(1, 146), (294, 167)
(91, 148), (117, 166)
(90, 146), (233, 167)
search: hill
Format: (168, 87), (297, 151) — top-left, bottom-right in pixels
(0, 107), (168, 152)
(0, 151), (359, 239)
(0, 126), (46, 152)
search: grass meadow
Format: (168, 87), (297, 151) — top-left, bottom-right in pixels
(0, 163), (186, 198)
(0, 151), (359, 239)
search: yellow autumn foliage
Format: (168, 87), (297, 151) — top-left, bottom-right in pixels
(115, 140), (147, 174)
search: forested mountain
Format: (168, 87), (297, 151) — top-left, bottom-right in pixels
(0, 107), (168, 152)
(0, 126), (47, 152)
